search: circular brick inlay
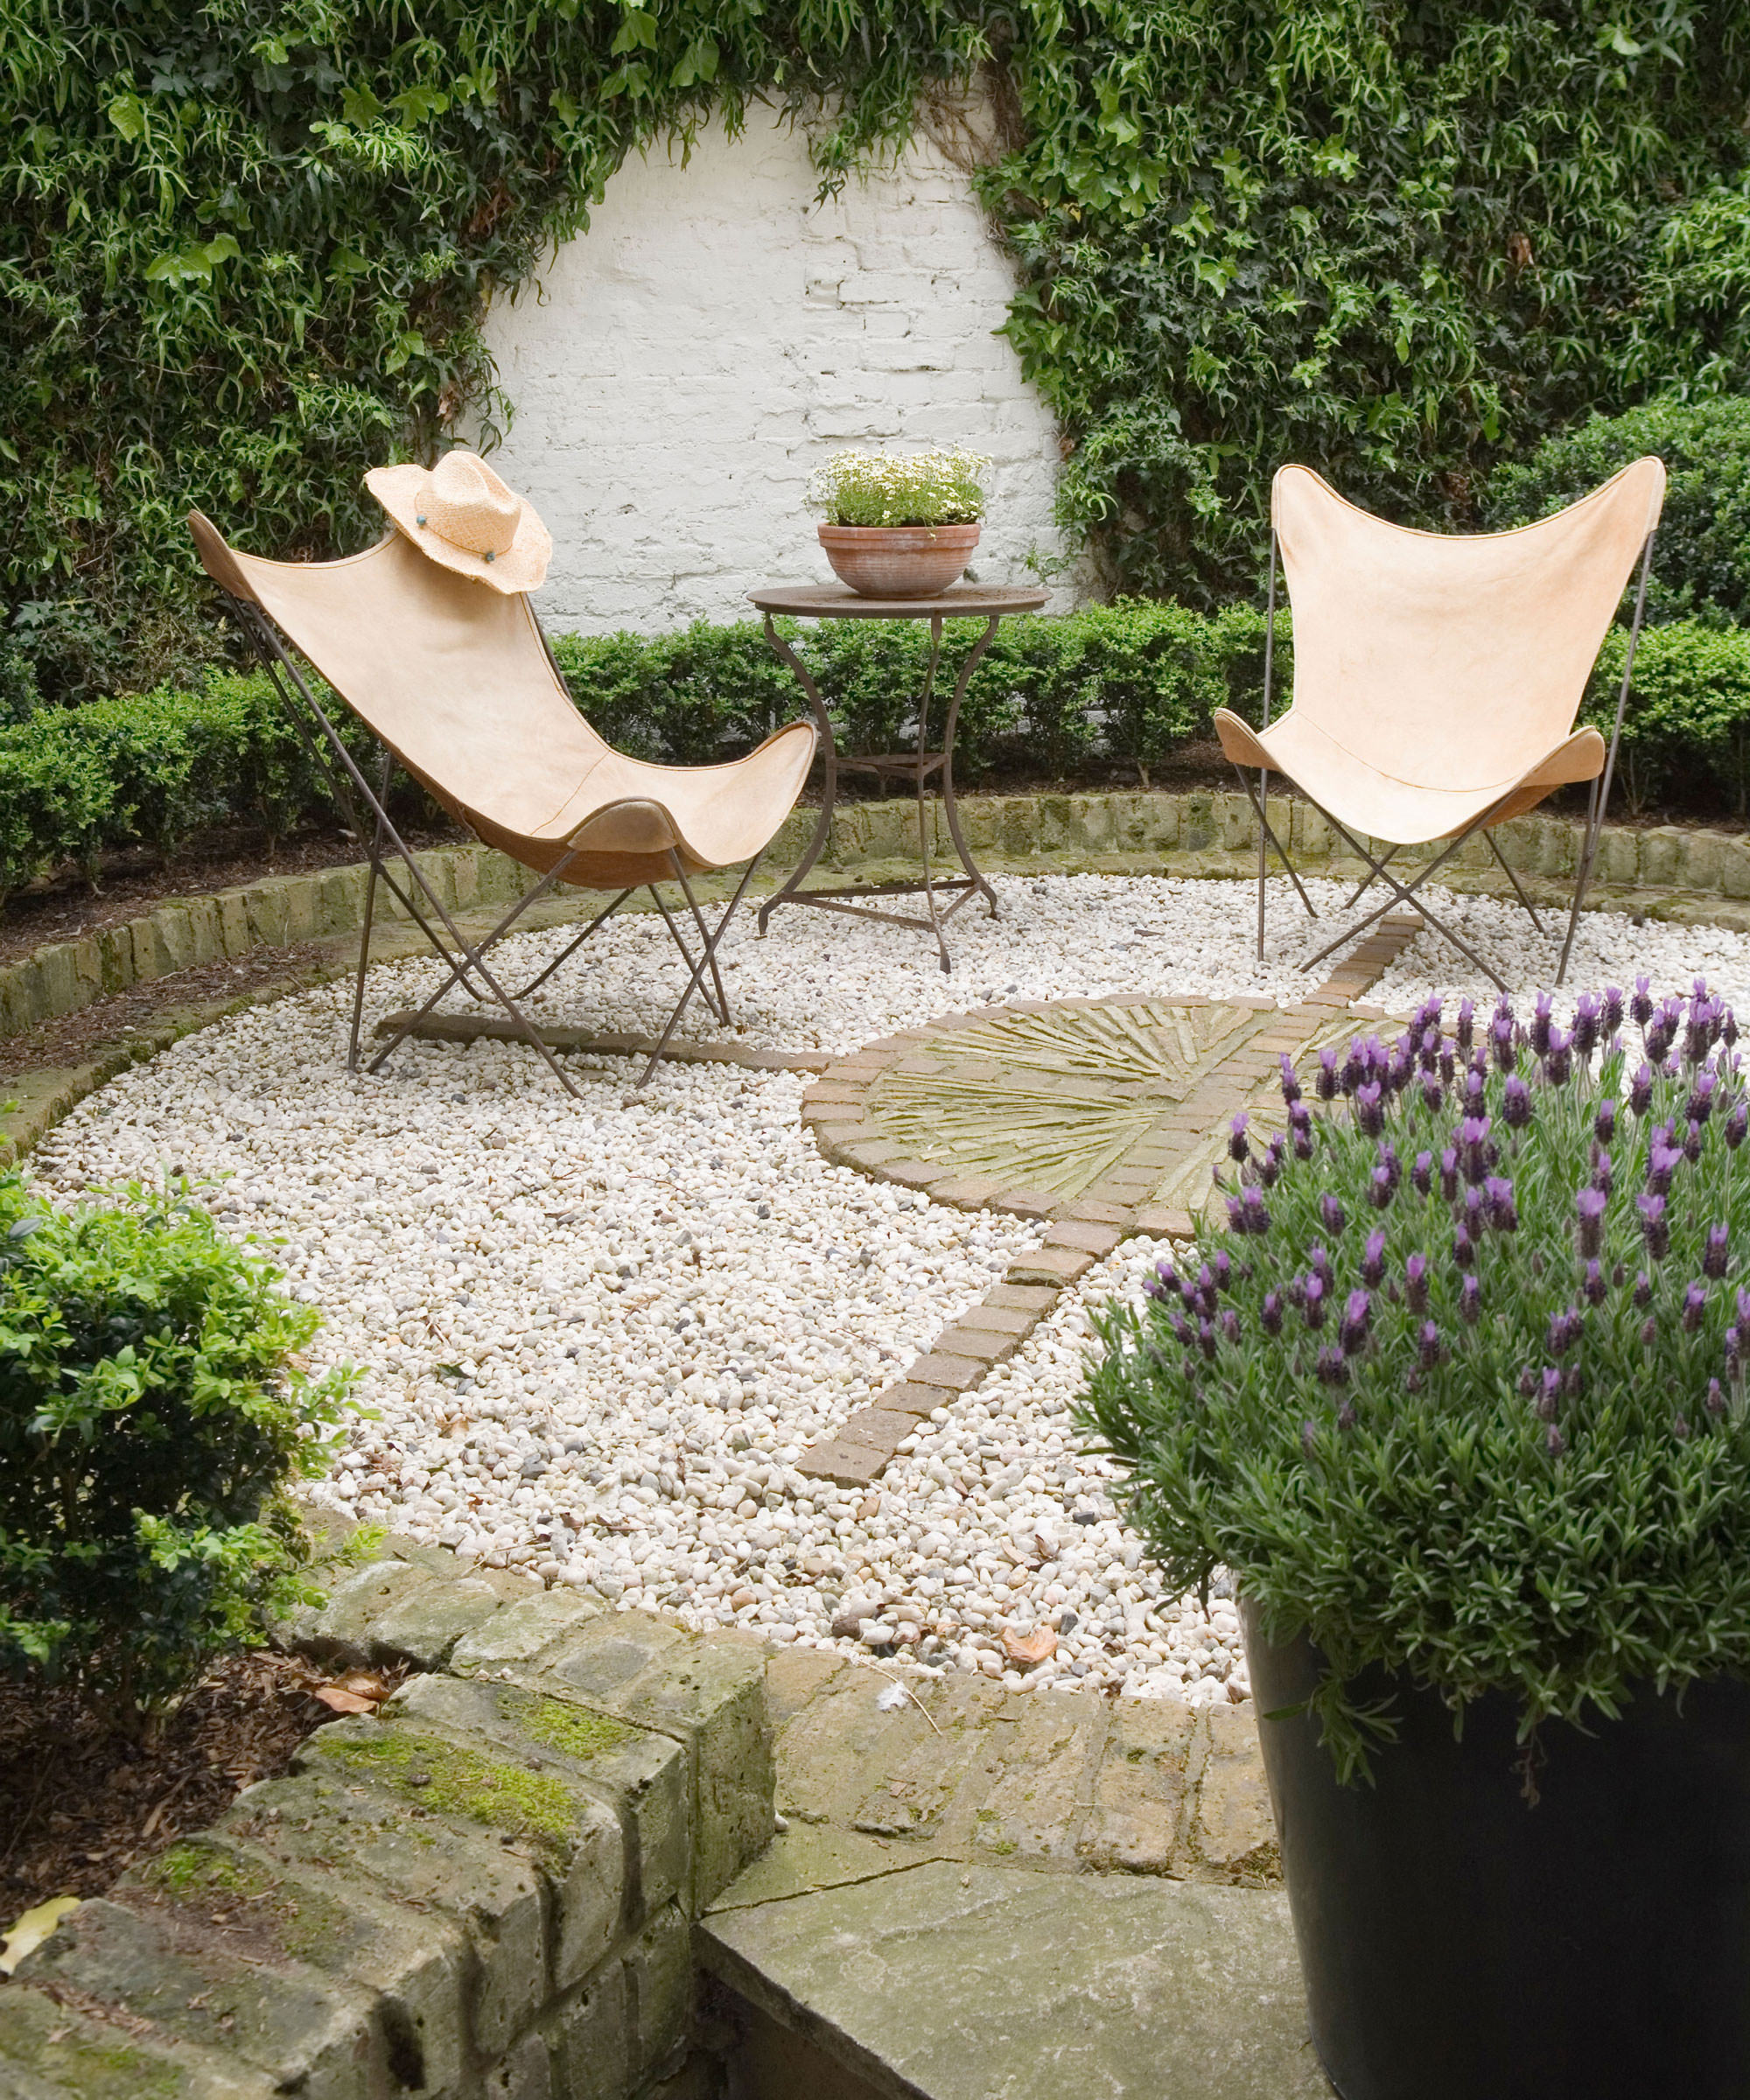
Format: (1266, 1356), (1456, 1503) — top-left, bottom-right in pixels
(803, 996), (1359, 1228)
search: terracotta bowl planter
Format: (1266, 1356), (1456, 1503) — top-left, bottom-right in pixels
(817, 522), (980, 599)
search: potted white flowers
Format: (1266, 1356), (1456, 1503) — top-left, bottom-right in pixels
(808, 446), (990, 598)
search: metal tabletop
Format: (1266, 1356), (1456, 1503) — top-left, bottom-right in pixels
(749, 581), (1048, 971)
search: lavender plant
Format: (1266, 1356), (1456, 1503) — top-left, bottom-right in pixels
(1083, 982), (1750, 1782)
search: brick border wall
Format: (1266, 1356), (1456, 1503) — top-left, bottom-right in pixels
(4, 790), (1746, 1053)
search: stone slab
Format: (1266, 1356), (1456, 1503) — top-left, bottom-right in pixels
(699, 1862), (1327, 2100)
(0, 1980), (276, 2099)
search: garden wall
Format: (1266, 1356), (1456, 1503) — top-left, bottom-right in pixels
(481, 107), (1080, 634)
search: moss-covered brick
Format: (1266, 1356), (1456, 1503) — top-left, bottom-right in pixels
(448, 1585), (604, 1671)
(537, 1619), (773, 1914)
(11, 1899), (379, 2100)
(120, 1833), (472, 2096)
(0, 1979), (274, 2100)
(225, 1770), (546, 2061)
(299, 1709), (625, 1989)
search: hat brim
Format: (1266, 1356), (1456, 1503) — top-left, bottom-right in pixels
(364, 463), (553, 594)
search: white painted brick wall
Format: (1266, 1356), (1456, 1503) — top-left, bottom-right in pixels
(480, 111), (1082, 636)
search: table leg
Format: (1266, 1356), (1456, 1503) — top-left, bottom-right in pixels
(941, 614), (1002, 918)
(915, 614), (949, 972)
(755, 613), (838, 934)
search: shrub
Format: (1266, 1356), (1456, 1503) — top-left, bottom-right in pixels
(0, 1172), (349, 1735)
(1583, 620), (1750, 816)
(1487, 396), (1750, 628)
(1083, 983), (1750, 1783)
(807, 447), (990, 527)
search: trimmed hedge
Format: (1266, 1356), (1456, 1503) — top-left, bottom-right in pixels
(0, 602), (1746, 908)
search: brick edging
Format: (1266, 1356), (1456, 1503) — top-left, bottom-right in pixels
(796, 915), (1424, 1487)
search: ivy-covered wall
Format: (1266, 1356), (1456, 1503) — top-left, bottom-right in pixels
(6, 3), (1750, 706)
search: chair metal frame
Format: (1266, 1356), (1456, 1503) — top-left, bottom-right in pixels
(218, 589), (758, 1095)
(1236, 525), (1658, 991)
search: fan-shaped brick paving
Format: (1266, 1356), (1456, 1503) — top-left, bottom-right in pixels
(795, 914), (1424, 1486)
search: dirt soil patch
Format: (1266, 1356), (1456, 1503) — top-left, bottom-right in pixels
(0, 1649), (402, 1922)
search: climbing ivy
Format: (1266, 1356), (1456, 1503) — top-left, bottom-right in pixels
(6, 2), (1750, 704)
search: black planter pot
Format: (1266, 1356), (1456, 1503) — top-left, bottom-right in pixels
(1242, 1606), (1750, 2100)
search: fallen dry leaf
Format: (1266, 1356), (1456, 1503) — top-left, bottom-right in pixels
(1003, 1626), (1058, 1667)
(310, 1686), (379, 1715)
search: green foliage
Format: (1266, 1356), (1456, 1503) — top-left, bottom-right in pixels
(1582, 620), (1750, 816)
(0, 1), (986, 702)
(988, 3), (1750, 605)
(808, 447), (990, 526)
(1083, 984), (1750, 1782)
(0, 1171), (350, 1732)
(11, 4), (1750, 694)
(1488, 396), (1750, 629)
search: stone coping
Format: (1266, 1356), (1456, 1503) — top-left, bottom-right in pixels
(0, 1521), (1309, 2100)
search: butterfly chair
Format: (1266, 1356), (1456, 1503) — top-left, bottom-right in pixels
(187, 514), (816, 1093)
(1214, 458), (1666, 990)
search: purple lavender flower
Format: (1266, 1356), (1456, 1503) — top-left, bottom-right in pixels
(1311, 1243), (1334, 1287)
(1362, 1230), (1386, 1287)
(1221, 1308), (1242, 1344)
(1546, 1424), (1567, 1458)
(1634, 1270), (1655, 1307)
(1459, 1116), (1492, 1186)
(1529, 992), (1554, 1058)
(1630, 1063), (1655, 1116)
(1405, 1252), (1429, 1312)
(1463, 1068), (1487, 1115)
(1686, 992), (1718, 1068)
(1727, 1009), (1741, 1051)
(1421, 1073), (1445, 1115)
(1490, 1014), (1517, 1074)
(1316, 1346), (1349, 1388)
(1576, 1186), (1607, 1260)
(1728, 1326), (1743, 1375)
(1631, 975), (1654, 1029)
(1302, 1275), (1326, 1329)
(1278, 1054), (1302, 1106)
(1228, 1113), (1250, 1163)
(1412, 1151), (1433, 1197)
(1689, 1070), (1718, 1125)
(1572, 991), (1601, 1058)
(1340, 1289), (1372, 1355)
(1440, 1148), (1460, 1203)
(1544, 1028), (1573, 1087)
(1261, 1292), (1284, 1336)
(1418, 1320), (1444, 1368)
(1232, 1186), (1271, 1236)
(1354, 1082), (1384, 1138)
(1604, 986), (1625, 1037)
(1197, 1319), (1218, 1361)
(1548, 1306), (1581, 1356)
(1594, 1098), (1616, 1146)
(1418, 1026), (1441, 1074)
(1683, 1282), (1708, 1333)
(1439, 1045), (1456, 1084)
(1502, 1076), (1532, 1130)
(1320, 1194), (1347, 1237)
(1340, 1042), (1366, 1096)
(1336, 1399), (1357, 1432)
(1728, 1102), (1749, 1151)
(1169, 1313), (1192, 1348)
(1705, 1226), (1729, 1280)
(1638, 1194), (1670, 1262)
(1536, 1367), (1562, 1420)
(1213, 1248), (1234, 1292)
(1646, 1144), (1681, 1198)
(1259, 1136), (1286, 1188)
(1315, 1047), (1339, 1102)
(1460, 1275), (1482, 1325)
(1455, 997), (1475, 1050)
(1368, 1166), (1393, 1212)
(1592, 1152), (1614, 1198)
(1583, 1260), (1606, 1307)
(1481, 1175), (1517, 1232)
(1452, 1226), (1476, 1270)
(1709, 1379), (1727, 1418)
(1640, 1315), (1658, 1350)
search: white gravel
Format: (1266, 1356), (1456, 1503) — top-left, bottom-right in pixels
(26, 871), (1750, 1706)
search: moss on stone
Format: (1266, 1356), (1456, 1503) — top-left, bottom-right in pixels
(500, 1687), (633, 1761)
(321, 1723), (581, 1855)
(142, 1842), (348, 1963)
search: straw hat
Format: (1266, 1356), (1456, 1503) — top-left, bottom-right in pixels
(364, 450), (552, 593)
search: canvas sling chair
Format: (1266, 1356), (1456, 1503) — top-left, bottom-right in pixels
(1213, 456), (1666, 990)
(186, 514), (817, 1094)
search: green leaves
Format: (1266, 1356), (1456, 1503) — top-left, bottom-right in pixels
(143, 234), (241, 285)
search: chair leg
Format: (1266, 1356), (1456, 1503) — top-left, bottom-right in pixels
(1232, 766), (1320, 927)
(506, 889), (633, 1000)
(674, 864), (736, 1026)
(1484, 830), (1546, 935)
(638, 854), (763, 1088)
(1342, 845), (1402, 914)
(648, 885), (731, 1026)
(1298, 803), (1512, 992)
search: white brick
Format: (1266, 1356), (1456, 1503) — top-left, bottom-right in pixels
(480, 104), (1088, 634)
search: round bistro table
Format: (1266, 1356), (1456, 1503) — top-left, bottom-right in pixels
(747, 581), (1048, 971)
